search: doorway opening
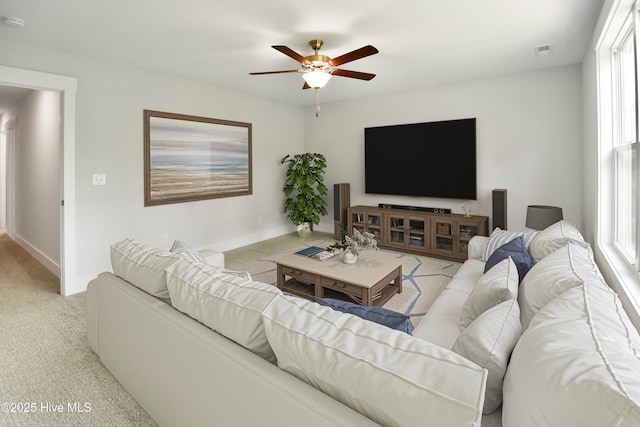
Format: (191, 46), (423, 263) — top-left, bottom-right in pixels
(0, 65), (77, 296)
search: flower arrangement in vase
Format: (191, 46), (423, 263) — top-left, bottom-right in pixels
(327, 228), (378, 264)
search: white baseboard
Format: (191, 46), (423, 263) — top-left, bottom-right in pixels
(199, 221), (337, 254)
(15, 234), (61, 278)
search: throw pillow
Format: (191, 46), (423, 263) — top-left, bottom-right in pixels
(166, 258), (282, 363)
(169, 250), (253, 281)
(315, 297), (413, 334)
(481, 228), (537, 262)
(484, 236), (531, 282)
(452, 298), (522, 414)
(518, 241), (605, 329)
(170, 240), (206, 264)
(503, 284), (640, 426)
(460, 257), (518, 330)
(110, 238), (180, 304)
(528, 220), (587, 263)
(262, 295), (487, 427)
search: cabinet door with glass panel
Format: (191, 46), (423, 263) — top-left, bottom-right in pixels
(458, 220), (486, 258)
(386, 213), (429, 253)
(348, 208), (383, 244)
(430, 216), (488, 260)
(430, 217), (456, 258)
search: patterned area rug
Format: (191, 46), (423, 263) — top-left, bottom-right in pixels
(243, 239), (461, 328)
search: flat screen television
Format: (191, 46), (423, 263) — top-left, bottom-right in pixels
(364, 118), (477, 200)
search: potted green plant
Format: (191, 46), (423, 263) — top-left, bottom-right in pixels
(281, 153), (328, 238)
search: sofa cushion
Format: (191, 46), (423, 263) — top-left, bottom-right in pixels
(166, 258), (282, 363)
(170, 239), (207, 264)
(518, 241), (605, 329)
(413, 288), (472, 348)
(453, 299), (522, 414)
(528, 220), (587, 263)
(468, 235), (489, 260)
(110, 238), (180, 304)
(315, 297), (413, 334)
(172, 254), (253, 281)
(460, 257), (518, 330)
(503, 284), (640, 426)
(413, 259), (485, 348)
(484, 236), (531, 282)
(481, 228), (537, 261)
(263, 295), (487, 427)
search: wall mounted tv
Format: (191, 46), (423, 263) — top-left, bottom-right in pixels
(364, 118), (477, 200)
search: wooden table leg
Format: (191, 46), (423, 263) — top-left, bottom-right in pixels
(276, 264), (284, 291)
(315, 276), (324, 299)
(363, 288), (373, 306)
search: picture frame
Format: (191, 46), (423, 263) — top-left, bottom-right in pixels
(144, 110), (252, 206)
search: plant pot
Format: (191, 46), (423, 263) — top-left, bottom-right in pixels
(297, 222), (313, 239)
(343, 250), (358, 264)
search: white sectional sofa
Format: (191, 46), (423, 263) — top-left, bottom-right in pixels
(87, 221), (640, 426)
(89, 238), (487, 427)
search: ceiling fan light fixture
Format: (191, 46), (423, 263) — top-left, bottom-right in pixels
(302, 70), (331, 89)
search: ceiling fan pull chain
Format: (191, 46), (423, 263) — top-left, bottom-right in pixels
(316, 89), (321, 117)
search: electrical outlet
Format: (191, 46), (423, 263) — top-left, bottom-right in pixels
(161, 234), (169, 245)
(92, 173), (106, 186)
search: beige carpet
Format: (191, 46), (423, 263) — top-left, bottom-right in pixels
(238, 237), (461, 328)
(0, 233), (157, 427)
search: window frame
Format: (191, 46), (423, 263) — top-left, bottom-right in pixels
(595, 0), (640, 328)
(609, 4), (640, 272)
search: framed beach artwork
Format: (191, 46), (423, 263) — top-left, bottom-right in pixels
(143, 110), (252, 206)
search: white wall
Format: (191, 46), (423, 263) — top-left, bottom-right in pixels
(305, 65), (584, 234)
(0, 112), (6, 229)
(0, 39), (586, 292)
(15, 90), (61, 264)
(0, 41), (304, 288)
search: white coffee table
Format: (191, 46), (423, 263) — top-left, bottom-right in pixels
(276, 250), (402, 307)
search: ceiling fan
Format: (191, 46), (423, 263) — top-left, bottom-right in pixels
(250, 39), (379, 91)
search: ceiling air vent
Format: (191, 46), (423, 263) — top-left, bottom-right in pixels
(534, 44), (552, 56)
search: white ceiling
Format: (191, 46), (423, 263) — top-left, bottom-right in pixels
(0, 0), (604, 106)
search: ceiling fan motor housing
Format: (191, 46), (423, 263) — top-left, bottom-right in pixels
(305, 40), (332, 70)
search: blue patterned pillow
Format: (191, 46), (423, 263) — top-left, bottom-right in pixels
(170, 240), (206, 264)
(315, 297), (413, 334)
(484, 236), (531, 282)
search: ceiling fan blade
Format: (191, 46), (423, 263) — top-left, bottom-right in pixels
(272, 45), (311, 65)
(331, 69), (376, 81)
(249, 70), (300, 75)
(329, 45), (378, 67)
(302, 82), (311, 90)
